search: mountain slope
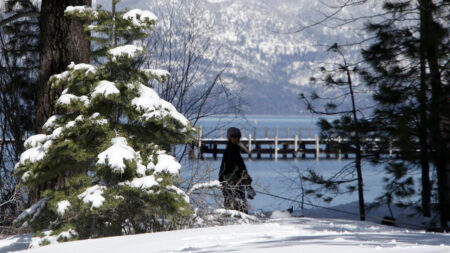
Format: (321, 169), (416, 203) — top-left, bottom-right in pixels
(98, 0), (380, 114)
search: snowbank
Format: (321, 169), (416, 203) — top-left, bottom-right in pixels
(3, 216), (450, 253)
(270, 210), (292, 219)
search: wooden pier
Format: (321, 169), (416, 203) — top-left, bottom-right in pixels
(193, 136), (354, 160)
(189, 127), (397, 160)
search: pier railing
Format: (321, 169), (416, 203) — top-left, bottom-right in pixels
(188, 127), (397, 160)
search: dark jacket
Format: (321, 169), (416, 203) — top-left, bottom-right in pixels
(219, 141), (252, 186)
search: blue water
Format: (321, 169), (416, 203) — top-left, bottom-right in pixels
(180, 115), (396, 212)
(181, 156), (386, 212)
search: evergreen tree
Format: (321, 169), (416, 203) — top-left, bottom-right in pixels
(361, 1), (431, 217)
(13, 2), (193, 245)
(362, 0), (449, 227)
(419, 0), (450, 229)
(2, 0), (93, 207)
(300, 44), (370, 221)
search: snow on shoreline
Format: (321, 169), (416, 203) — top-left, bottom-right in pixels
(2, 216), (450, 253)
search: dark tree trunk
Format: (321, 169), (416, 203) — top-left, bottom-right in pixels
(32, 0), (91, 203)
(419, 0), (449, 230)
(346, 64), (365, 221)
(35, 0), (91, 133)
(419, 10), (431, 217)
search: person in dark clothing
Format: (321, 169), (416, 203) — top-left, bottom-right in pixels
(218, 127), (255, 213)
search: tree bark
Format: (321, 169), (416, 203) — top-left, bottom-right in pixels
(338, 46), (365, 221)
(35, 0), (91, 133)
(346, 64), (365, 221)
(32, 0), (91, 203)
(419, 0), (449, 230)
(419, 7), (431, 217)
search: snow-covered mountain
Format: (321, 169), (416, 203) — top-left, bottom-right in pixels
(99, 0), (381, 114)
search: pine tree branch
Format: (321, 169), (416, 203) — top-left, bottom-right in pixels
(0, 11), (40, 27)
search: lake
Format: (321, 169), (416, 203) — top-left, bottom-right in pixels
(180, 115), (399, 213)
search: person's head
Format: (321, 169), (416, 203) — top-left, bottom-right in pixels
(227, 127), (241, 144)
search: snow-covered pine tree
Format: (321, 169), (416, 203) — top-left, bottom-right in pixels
(13, 1), (193, 245)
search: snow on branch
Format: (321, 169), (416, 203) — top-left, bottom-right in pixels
(123, 175), (159, 190)
(132, 83), (160, 110)
(78, 185), (106, 209)
(167, 185), (189, 203)
(24, 134), (48, 149)
(141, 69), (171, 82)
(153, 152), (181, 175)
(92, 80), (120, 98)
(64, 5), (97, 18)
(132, 83), (189, 126)
(13, 197), (49, 227)
(187, 180), (221, 195)
(50, 71), (71, 86)
(57, 94), (90, 107)
(160, 101), (190, 126)
(108, 45), (144, 61)
(57, 94), (79, 105)
(42, 115), (63, 131)
(56, 200), (71, 216)
(123, 9), (157, 27)
(17, 139), (53, 166)
(97, 137), (138, 174)
(69, 62), (96, 75)
(50, 62), (96, 88)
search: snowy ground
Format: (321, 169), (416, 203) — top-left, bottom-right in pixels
(2, 213), (450, 253)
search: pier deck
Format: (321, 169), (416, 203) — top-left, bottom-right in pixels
(189, 136), (396, 160)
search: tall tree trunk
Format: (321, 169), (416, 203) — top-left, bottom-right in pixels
(346, 66), (365, 221)
(337, 47), (365, 221)
(32, 0), (91, 203)
(418, 9), (431, 217)
(419, 0), (449, 230)
(35, 0), (91, 133)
